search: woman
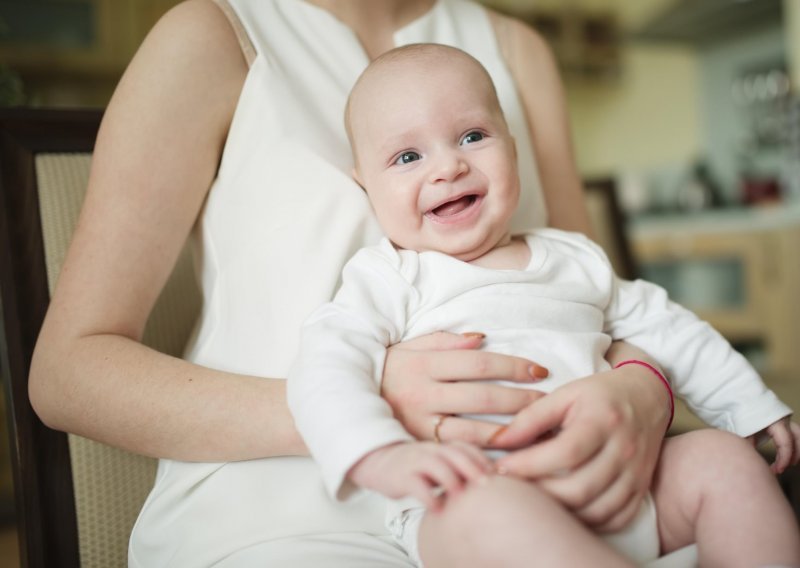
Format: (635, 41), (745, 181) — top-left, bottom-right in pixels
(29, 0), (672, 565)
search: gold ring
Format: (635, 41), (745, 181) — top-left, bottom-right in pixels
(433, 414), (449, 443)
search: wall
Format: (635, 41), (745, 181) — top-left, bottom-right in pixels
(0, 0), (182, 107)
(566, 43), (702, 177)
(492, 0), (794, 207)
(698, 21), (787, 202)
(481, 0), (705, 180)
(786, 0), (800, 91)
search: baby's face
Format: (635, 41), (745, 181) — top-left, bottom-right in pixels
(350, 53), (520, 262)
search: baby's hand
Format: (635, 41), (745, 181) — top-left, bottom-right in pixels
(750, 417), (800, 474)
(348, 441), (493, 511)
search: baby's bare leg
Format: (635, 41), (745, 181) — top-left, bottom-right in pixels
(418, 475), (634, 568)
(652, 429), (800, 567)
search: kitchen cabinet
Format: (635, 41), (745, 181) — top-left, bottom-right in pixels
(0, 0), (181, 105)
(629, 205), (800, 433)
(630, 205), (800, 376)
(0, 1), (180, 74)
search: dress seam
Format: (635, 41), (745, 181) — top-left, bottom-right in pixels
(211, 0), (257, 66)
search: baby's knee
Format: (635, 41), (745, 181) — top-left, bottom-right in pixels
(668, 429), (769, 479)
(423, 475), (553, 543)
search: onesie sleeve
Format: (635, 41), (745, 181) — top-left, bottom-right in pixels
(287, 243), (416, 500)
(604, 276), (792, 436)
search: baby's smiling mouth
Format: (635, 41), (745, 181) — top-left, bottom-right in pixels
(429, 194), (479, 218)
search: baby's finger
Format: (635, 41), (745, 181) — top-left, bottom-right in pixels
(770, 424), (794, 474)
(790, 421), (800, 466)
(440, 442), (493, 480)
(408, 475), (440, 511)
(420, 456), (465, 497)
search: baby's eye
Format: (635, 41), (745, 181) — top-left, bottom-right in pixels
(395, 151), (421, 165)
(461, 131), (485, 145)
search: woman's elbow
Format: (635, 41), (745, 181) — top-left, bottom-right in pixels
(28, 338), (70, 431)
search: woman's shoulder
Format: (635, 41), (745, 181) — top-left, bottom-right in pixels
(148, 0), (248, 69)
(111, 0), (247, 147)
(484, 7), (558, 76)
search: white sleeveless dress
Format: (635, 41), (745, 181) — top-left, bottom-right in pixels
(128, 1), (546, 565)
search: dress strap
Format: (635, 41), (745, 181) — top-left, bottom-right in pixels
(486, 10), (513, 69)
(212, 0), (257, 66)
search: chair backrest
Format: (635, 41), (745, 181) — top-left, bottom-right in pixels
(583, 177), (638, 280)
(0, 108), (202, 568)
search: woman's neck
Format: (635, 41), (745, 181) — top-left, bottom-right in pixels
(305, 0), (437, 59)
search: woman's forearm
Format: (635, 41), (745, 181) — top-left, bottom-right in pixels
(30, 332), (306, 462)
(605, 341), (671, 431)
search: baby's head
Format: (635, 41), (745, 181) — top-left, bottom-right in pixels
(346, 43), (520, 262)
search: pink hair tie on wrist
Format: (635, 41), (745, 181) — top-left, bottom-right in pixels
(614, 359), (674, 431)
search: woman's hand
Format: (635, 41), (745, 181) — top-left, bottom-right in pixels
(381, 332), (549, 446)
(490, 363), (671, 532)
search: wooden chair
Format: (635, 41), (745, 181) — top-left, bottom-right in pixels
(583, 176), (638, 280)
(0, 109), (730, 568)
(0, 107), (201, 567)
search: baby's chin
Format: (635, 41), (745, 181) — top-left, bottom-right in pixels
(393, 237), (503, 264)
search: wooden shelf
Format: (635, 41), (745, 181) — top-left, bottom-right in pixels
(482, 3), (622, 79)
(631, 208), (800, 376)
(0, 0), (181, 106)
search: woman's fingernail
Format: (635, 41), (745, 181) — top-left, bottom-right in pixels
(487, 425), (508, 446)
(496, 465), (508, 476)
(529, 365), (549, 379)
(462, 332), (486, 340)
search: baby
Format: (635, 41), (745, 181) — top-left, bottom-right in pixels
(288, 43), (800, 567)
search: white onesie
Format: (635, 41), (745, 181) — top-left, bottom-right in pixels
(288, 229), (792, 565)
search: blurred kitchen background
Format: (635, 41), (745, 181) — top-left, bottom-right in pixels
(1, 0), (800, 564)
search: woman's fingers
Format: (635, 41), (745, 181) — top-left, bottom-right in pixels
(569, 449), (647, 532)
(395, 330), (486, 352)
(432, 382), (546, 417)
(495, 423), (606, 477)
(585, 486), (646, 533)
(388, 386), (543, 441)
(382, 334), (549, 442)
(431, 415), (519, 446)
(531, 431), (646, 531)
(488, 393), (566, 450)
(487, 369), (666, 530)
(534, 432), (625, 510)
(393, 332), (549, 381)
(423, 349), (547, 384)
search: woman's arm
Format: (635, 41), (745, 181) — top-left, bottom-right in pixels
(29, 0), (304, 461)
(488, 11), (592, 235)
